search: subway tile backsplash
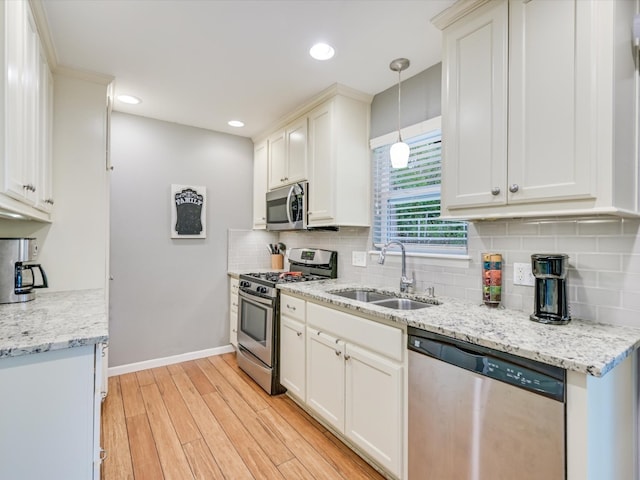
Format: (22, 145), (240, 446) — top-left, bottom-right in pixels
(229, 217), (640, 328)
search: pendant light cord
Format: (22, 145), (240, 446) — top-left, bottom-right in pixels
(397, 69), (403, 143)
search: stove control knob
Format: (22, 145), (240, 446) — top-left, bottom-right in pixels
(257, 286), (268, 294)
(240, 281), (250, 288)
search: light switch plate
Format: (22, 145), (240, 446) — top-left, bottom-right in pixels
(352, 251), (367, 267)
(513, 262), (535, 286)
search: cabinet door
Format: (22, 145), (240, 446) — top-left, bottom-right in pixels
(93, 344), (105, 479)
(268, 130), (287, 190)
(0, 346), (97, 480)
(508, 0), (595, 204)
(35, 44), (54, 212)
(280, 316), (306, 399)
(229, 278), (239, 347)
(441, 0), (508, 210)
(285, 116), (308, 184)
(3, 0), (30, 202)
(306, 326), (345, 432)
(307, 100), (335, 224)
(253, 141), (268, 228)
(345, 342), (403, 478)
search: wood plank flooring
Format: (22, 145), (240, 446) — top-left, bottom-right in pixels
(101, 352), (385, 480)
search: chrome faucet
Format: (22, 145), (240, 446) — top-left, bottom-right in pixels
(378, 241), (414, 292)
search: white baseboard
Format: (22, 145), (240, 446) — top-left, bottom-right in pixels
(107, 344), (236, 377)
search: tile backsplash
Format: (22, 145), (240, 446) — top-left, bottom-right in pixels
(229, 217), (640, 328)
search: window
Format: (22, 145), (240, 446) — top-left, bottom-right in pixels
(372, 122), (467, 254)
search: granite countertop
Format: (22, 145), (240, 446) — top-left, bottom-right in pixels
(277, 279), (640, 377)
(0, 289), (109, 359)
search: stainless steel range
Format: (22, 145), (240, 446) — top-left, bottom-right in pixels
(236, 248), (338, 395)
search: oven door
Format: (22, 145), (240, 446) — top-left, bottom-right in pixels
(237, 289), (274, 367)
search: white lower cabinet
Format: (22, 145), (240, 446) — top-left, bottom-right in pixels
(279, 294), (307, 399)
(304, 301), (404, 479)
(229, 277), (239, 347)
(345, 342), (402, 475)
(0, 344), (104, 479)
(307, 327), (346, 430)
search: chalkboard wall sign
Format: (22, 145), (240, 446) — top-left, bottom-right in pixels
(171, 184), (206, 238)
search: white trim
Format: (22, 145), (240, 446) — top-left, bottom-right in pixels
(369, 116), (442, 150)
(367, 250), (471, 268)
(107, 345), (235, 376)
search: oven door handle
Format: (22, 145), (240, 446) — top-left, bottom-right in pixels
(238, 289), (275, 306)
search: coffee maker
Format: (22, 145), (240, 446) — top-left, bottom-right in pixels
(530, 254), (570, 325)
(0, 238), (48, 304)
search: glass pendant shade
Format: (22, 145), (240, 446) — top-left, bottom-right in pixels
(390, 141), (410, 168)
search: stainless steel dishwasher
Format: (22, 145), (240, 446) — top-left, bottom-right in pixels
(408, 327), (566, 480)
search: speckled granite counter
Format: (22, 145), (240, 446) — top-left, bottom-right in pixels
(0, 289), (108, 359)
(277, 280), (640, 377)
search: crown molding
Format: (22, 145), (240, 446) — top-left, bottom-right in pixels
(431, 0), (494, 30)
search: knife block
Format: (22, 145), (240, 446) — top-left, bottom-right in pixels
(271, 254), (284, 270)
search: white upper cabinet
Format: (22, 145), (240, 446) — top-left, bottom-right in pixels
(307, 93), (371, 227)
(435, 0), (638, 220)
(267, 116), (308, 190)
(1, 0), (54, 220)
(252, 140), (268, 228)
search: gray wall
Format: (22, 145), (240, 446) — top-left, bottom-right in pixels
(370, 62), (441, 138)
(109, 112), (253, 367)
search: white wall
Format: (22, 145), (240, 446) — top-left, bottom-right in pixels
(0, 73), (110, 292)
(109, 112), (253, 367)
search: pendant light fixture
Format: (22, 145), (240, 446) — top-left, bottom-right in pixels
(389, 58), (410, 168)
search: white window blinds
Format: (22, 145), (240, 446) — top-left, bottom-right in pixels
(372, 128), (467, 254)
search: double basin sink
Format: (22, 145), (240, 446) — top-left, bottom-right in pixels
(330, 288), (438, 311)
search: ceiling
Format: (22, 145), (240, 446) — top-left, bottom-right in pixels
(40, 0), (455, 139)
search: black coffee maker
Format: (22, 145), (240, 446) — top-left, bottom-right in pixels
(530, 254), (571, 325)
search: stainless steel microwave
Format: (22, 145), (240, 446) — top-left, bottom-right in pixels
(266, 182), (307, 231)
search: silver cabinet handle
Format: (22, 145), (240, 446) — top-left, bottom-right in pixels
(509, 184), (519, 193)
(296, 331), (302, 337)
(334, 349), (342, 356)
(286, 304), (296, 311)
(491, 187), (500, 196)
(344, 354), (351, 360)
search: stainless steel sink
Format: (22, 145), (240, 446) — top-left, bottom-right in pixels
(372, 298), (434, 310)
(330, 289), (436, 310)
(331, 289), (396, 302)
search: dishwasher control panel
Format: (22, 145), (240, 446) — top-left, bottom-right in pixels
(408, 330), (565, 402)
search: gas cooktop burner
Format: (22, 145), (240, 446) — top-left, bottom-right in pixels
(243, 271), (325, 284)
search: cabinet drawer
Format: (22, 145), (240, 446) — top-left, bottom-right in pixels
(307, 302), (402, 362)
(281, 294), (305, 322)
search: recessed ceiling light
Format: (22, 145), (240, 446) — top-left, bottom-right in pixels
(228, 120), (245, 128)
(117, 94), (142, 105)
(309, 43), (335, 61)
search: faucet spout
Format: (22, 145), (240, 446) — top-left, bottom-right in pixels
(378, 241), (414, 292)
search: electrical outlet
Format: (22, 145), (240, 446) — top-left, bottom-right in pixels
(352, 251), (367, 267)
(513, 262), (535, 286)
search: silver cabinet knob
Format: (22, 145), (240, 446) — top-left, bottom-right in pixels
(296, 331), (302, 337)
(509, 184), (520, 193)
(491, 187), (500, 196)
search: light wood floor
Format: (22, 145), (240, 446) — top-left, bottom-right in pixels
(101, 352), (386, 480)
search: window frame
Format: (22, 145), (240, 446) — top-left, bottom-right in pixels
(370, 116), (468, 255)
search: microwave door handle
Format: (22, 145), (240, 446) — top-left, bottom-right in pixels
(286, 186), (294, 224)
(30, 264), (49, 289)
